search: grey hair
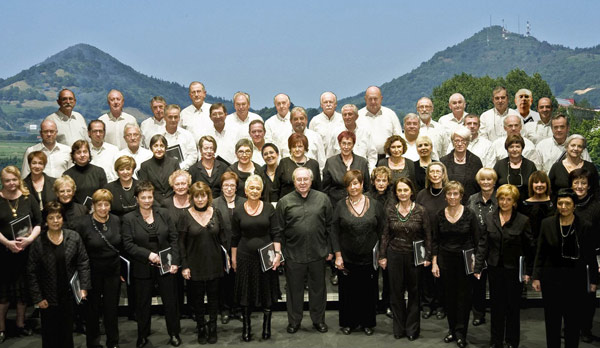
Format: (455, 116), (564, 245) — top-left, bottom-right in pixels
(565, 134), (587, 150)
(451, 125), (472, 142)
(292, 167), (313, 181)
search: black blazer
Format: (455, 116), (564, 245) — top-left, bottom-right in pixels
(24, 173), (56, 210)
(475, 210), (534, 273)
(121, 207), (180, 279)
(189, 160), (228, 198)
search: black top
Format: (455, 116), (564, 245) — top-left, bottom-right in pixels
(275, 189), (334, 263)
(441, 150), (482, 205)
(178, 208), (225, 281)
(575, 194), (600, 240)
(73, 214), (122, 276)
(467, 191), (498, 231)
(415, 187), (447, 227)
(261, 165), (278, 203)
(322, 154), (370, 206)
(494, 157), (537, 205)
(273, 157), (321, 199)
(413, 160), (438, 192)
(52, 242), (69, 300)
(0, 194), (42, 242)
(63, 163), (108, 206)
(62, 201), (88, 230)
(138, 156), (180, 204)
(104, 179), (138, 218)
(160, 194), (190, 226)
(549, 160), (600, 202)
(232, 202), (280, 257)
(380, 202), (432, 260)
(366, 189), (393, 208)
(432, 207), (479, 255)
(189, 160), (228, 198)
(26, 229), (91, 306)
(518, 200), (555, 242)
(24, 174), (56, 211)
(212, 195), (246, 251)
(228, 161), (269, 199)
(376, 157), (416, 186)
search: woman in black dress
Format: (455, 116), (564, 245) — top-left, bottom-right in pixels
(232, 174), (281, 341)
(63, 139), (108, 207)
(261, 143), (279, 203)
(376, 135), (416, 185)
(122, 180), (181, 348)
(378, 177), (430, 340)
(518, 171), (555, 243)
(431, 181), (479, 348)
(73, 189), (122, 348)
(138, 134), (180, 204)
(273, 133), (321, 198)
(414, 135), (436, 191)
(494, 135), (537, 205)
(23, 151), (56, 211)
(532, 188), (598, 348)
(0, 166), (42, 342)
(474, 184), (534, 348)
(441, 126), (482, 204)
(189, 135), (228, 198)
(179, 181), (227, 344)
(228, 138), (267, 198)
(105, 155), (138, 218)
(53, 175), (88, 230)
(323, 130), (370, 205)
(27, 201), (90, 348)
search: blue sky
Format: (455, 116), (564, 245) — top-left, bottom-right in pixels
(1, 0), (599, 108)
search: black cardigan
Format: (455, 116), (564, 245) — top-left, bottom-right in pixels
(441, 150), (482, 205)
(24, 173), (56, 210)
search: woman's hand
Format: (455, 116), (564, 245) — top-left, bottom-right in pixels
(532, 279), (541, 292)
(231, 256), (237, 272)
(5, 240), (23, 253)
(432, 263), (440, 278)
(182, 268), (191, 280)
(474, 273), (481, 280)
(16, 236), (33, 249)
(38, 299), (48, 309)
(424, 260), (431, 267)
(169, 265), (178, 274)
(80, 289), (87, 301)
(148, 252), (159, 264)
(591, 284), (597, 292)
(378, 258), (387, 270)
(272, 253), (282, 271)
(523, 275), (530, 284)
(335, 255), (344, 271)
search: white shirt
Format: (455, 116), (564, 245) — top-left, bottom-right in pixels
(309, 111), (343, 155)
(252, 146), (266, 166)
(536, 137), (592, 173)
(225, 111), (263, 144)
(116, 147), (153, 179)
(402, 138), (420, 162)
(21, 142), (72, 178)
(446, 135), (495, 168)
(419, 120), (449, 160)
(524, 119), (552, 145)
(140, 117), (165, 149)
(519, 110), (541, 125)
(45, 110), (88, 146)
(491, 135), (542, 169)
(265, 112), (293, 154)
(180, 102), (212, 143)
(90, 142), (119, 182)
(358, 106), (402, 154)
(199, 125), (237, 165)
(163, 128), (198, 170)
(327, 121), (378, 171)
(438, 111), (468, 134)
(303, 129), (326, 173)
(479, 107), (519, 142)
(98, 111), (138, 150)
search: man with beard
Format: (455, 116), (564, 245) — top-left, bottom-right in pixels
(416, 97), (447, 159)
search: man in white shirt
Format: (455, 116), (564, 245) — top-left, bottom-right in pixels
(162, 105), (198, 170)
(447, 114), (495, 168)
(524, 97), (553, 144)
(45, 89), (88, 146)
(439, 93), (468, 133)
(265, 93), (293, 154)
(249, 119), (267, 166)
(327, 104), (378, 170)
(180, 81), (212, 143)
(140, 96), (167, 148)
(88, 120), (119, 182)
(479, 86), (519, 142)
(226, 91), (262, 142)
(21, 120), (71, 178)
(309, 91), (343, 154)
(116, 123), (152, 178)
(99, 89), (138, 150)
(514, 89), (540, 124)
(491, 114), (541, 168)
(204, 103), (236, 165)
(358, 86), (402, 157)
(291, 107), (326, 172)
(536, 113), (592, 173)
(416, 97), (448, 159)
(402, 113), (421, 161)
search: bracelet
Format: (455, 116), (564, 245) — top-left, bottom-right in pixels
(275, 251), (282, 256)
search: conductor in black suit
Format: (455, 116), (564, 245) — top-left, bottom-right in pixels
(474, 184), (534, 348)
(122, 180), (181, 348)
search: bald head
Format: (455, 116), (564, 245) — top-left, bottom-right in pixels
(364, 86), (382, 114)
(537, 97), (553, 123)
(503, 114), (522, 136)
(274, 93), (291, 117)
(40, 119), (58, 146)
(448, 93), (466, 118)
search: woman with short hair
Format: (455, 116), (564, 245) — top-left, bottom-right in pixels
(228, 138), (268, 199)
(261, 143), (280, 202)
(273, 133), (321, 198)
(376, 135), (416, 185)
(189, 135), (228, 198)
(105, 155), (138, 218)
(63, 139), (108, 206)
(53, 175), (88, 230)
(23, 151), (56, 211)
(138, 134), (180, 204)
(494, 135), (537, 205)
(518, 171), (555, 243)
(441, 126), (483, 204)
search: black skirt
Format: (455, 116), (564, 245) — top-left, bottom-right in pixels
(233, 252), (280, 308)
(0, 249), (30, 303)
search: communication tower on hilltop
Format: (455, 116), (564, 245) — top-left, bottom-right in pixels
(526, 21), (531, 37)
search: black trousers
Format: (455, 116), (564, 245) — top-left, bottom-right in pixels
(86, 272), (121, 347)
(219, 270), (236, 314)
(285, 259), (326, 326)
(134, 270), (180, 339)
(189, 278), (220, 325)
(420, 263), (444, 312)
(388, 250), (421, 336)
(439, 251), (472, 340)
(338, 262), (377, 329)
(41, 302), (74, 348)
(488, 266), (522, 347)
(472, 268), (487, 320)
(379, 268), (390, 310)
(581, 290), (597, 334)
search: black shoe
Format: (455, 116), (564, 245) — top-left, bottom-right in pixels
(341, 327), (352, 335)
(168, 335), (181, 347)
(456, 338), (467, 348)
(330, 274), (338, 285)
(221, 314), (230, 324)
(207, 323), (218, 344)
(241, 307), (252, 342)
(136, 337), (148, 348)
(506, 344), (516, 348)
(436, 311), (446, 320)
(394, 333), (406, 339)
(197, 324), (207, 345)
(0, 332), (5, 344)
(581, 332), (594, 343)
(386, 308), (393, 319)
(408, 334), (419, 341)
(422, 310), (432, 319)
(262, 310), (272, 340)
(313, 322), (328, 333)
(364, 327), (374, 336)
(108, 346), (120, 348)
(287, 324), (299, 334)
(16, 326), (32, 337)
(472, 318), (485, 326)
(444, 333), (456, 343)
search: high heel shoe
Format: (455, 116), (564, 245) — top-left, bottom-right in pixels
(0, 331), (6, 343)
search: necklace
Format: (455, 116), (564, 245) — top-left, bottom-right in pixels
(446, 206), (463, 220)
(560, 223), (574, 238)
(47, 230), (63, 245)
(429, 187), (443, 197)
(348, 196), (367, 216)
(349, 195), (363, 206)
(454, 153), (466, 163)
(396, 202), (414, 222)
(245, 201), (261, 215)
(92, 217), (109, 233)
(6, 198), (18, 218)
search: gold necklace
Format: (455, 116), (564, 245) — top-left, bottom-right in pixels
(48, 230), (63, 245)
(6, 198), (18, 218)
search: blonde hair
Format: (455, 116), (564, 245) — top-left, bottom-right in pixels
(1, 166), (30, 196)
